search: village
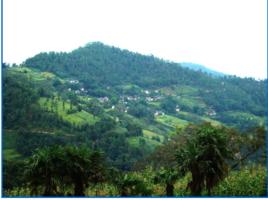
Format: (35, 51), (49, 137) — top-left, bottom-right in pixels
(66, 79), (217, 118)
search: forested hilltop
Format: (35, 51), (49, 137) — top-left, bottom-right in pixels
(3, 42), (267, 196)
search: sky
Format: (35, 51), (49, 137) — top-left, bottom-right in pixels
(3, 0), (267, 79)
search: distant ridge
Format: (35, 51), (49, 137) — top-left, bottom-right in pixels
(180, 62), (226, 77)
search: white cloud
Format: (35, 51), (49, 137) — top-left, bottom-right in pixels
(3, 0), (267, 79)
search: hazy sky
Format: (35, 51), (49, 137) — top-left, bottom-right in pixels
(3, 0), (267, 79)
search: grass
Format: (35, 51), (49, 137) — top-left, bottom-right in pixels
(200, 116), (222, 126)
(156, 114), (189, 129)
(112, 126), (128, 135)
(177, 97), (206, 109)
(78, 96), (92, 103)
(120, 84), (139, 90)
(128, 131), (163, 148)
(3, 130), (32, 161)
(124, 114), (147, 128)
(128, 137), (141, 147)
(3, 149), (21, 161)
(39, 97), (99, 126)
(159, 87), (175, 96)
(143, 129), (164, 142)
(128, 136), (161, 148)
(3, 129), (20, 161)
(148, 102), (161, 107)
(10, 67), (48, 81)
(223, 111), (266, 125)
(8, 66), (65, 84)
(65, 110), (98, 126)
(159, 85), (199, 97)
(3, 130), (18, 150)
(174, 85), (199, 96)
(41, 71), (56, 79)
(124, 113), (172, 135)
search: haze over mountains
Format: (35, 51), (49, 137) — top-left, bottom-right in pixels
(180, 62), (226, 77)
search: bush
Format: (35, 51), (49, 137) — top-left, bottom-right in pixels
(212, 165), (267, 196)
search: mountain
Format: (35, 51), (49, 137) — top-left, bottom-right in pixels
(3, 42), (266, 171)
(180, 62), (226, 77)
(23, 42), (266, 117)
(3, 42), (267, 196)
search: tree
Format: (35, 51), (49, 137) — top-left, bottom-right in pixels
(88, 151), (107, 195)
(126, 122), (143, 137)
(26, 145), (108, 196)
(25, 146), (65, 196)
(63, 146), (92, 196)
(113, 173), (152, 196)
(177, 123), (231, 196)
(3, 159), (26, 191)
(160, 96), (177, 114)
(154, 167), (179, 196)
(231, 126), (266, 169)
(2, 62), (10, 68)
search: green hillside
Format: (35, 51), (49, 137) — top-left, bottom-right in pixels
(3, 42), (266, 196)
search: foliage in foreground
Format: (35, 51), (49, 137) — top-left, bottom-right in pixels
(212, 165), (267, 196)
(3, 123), (267, 197)
(4, 165), (266, 197)
(25, 146), (106, 196)
(177, 123), (231, 195)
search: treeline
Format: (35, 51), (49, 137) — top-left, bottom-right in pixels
(4, 123), (266, 196)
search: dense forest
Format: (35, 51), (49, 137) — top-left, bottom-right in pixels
(3, 42), (267, 196)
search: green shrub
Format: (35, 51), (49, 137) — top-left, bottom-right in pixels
(212, 165), (267, 196)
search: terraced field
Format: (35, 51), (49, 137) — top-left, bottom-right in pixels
(3, 130), (21, 161)
(38, 97), (99, 126)
(156, 114), (189, 129)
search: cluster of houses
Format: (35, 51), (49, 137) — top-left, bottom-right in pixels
(119, 93), (163, 104)
(98, 96), (109, 103)
(154, 111), (165, 116)
(142, 89), (160, 94)
(154, 106), (180, 117)
(67, 87), (88, 94)
(69, 80), (79, 84)
(123, 96), (140, 101)
(145, 96), (162, 102)
(65, 83), (217, 118)
(97, 93), (163, 105)
(67, 79), (89, 94)
(205, 109), (217, 116)
(110, 104), (128, 113)
(175, 105), (180, 112)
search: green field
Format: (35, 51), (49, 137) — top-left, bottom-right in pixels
(177, 97), (206, 109)
(128, 136), (161, 148)
(3, 149), (21, 161)
(159, 85), (199, 96)
(128, 129), (164, 148)
(3, 130), (21, 161)
(143, 129), (164, 142)
(224, 111), (266, 124)
(9, 67), (56, 82)
(39, 97), (99, 126)
(3, 130), (18, 149)
(174, 85), (199, 96)
(156, 114), (189, 128)
(200, 116), (222, 126)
